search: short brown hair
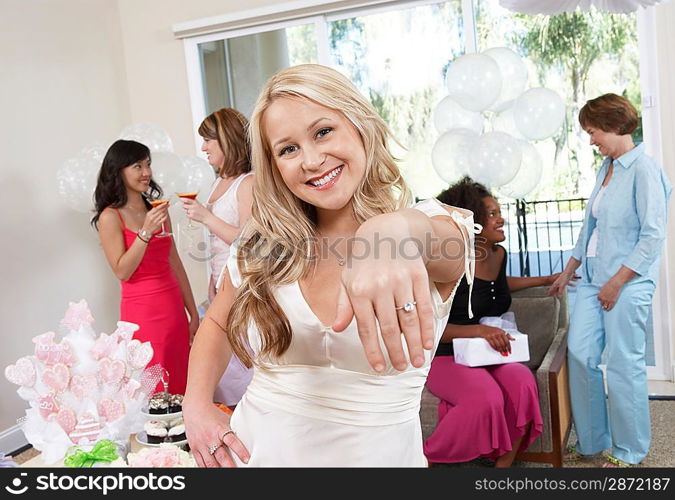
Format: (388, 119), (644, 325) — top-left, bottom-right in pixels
(198, 108), (251, 177)
(578, 93), (638, 136)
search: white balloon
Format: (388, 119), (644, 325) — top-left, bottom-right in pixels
(514, 88), (566, 141)
(119, 123), (174, 153)
(498, 141), (544, 199)
(482, 47), (528, 113)
(433, 96), (484, 134)
(491, 107), (527, 140)
(151, 152), (183, 194)
(469, 131), (522, 187)
(431, 128), (480, 184)
(445, 54), (502, 112)
(177, 156), (217, 201)
(56, 145), (106, 213)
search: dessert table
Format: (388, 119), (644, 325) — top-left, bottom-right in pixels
(20, 434), (185, 467)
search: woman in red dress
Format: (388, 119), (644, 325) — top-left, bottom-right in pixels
(92, 139), (198, 394)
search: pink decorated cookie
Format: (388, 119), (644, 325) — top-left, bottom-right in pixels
(60, 299), (95, 330)
(127, 340), (153, 369)
(32, 332), (76, 366)
(37, 394), (60, 420)
(42, 363), (70, 393)
(55, 407), (77, 434)
(90, 333), (119, 360)
(5, 356), (36, 387)
(68, 412), (101, 444)
(113, 321), (139, 342)
(69, 374), (98, 399)
(98, 357), (126, 385)
(97, 398), (125, 422)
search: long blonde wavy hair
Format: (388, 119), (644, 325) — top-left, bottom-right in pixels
(227, 64), (412, 367)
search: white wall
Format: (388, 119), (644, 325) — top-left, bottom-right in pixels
(655, 1), (675, 379)
(0, 0), (131, 431)
(0, 0), (277, 444)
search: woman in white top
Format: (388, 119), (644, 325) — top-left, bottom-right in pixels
(181, 108), (254, 406)
(182, 64), (476, 467)
(181, 108), (254, 302)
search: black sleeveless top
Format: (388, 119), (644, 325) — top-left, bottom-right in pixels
(436, 245), (512, 356)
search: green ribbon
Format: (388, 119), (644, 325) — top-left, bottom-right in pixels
(64, 439), (120, 468)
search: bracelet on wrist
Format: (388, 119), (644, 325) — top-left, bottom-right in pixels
(137, 233), (150, 244)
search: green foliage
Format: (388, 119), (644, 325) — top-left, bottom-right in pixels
(516, 11), (634, 99)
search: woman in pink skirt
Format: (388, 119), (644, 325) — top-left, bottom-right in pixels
(424, 177), (560, 467)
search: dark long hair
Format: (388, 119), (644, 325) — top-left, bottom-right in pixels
(91, 139), (162, 229)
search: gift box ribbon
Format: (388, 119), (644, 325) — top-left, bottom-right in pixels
(64, 439), (119, 468)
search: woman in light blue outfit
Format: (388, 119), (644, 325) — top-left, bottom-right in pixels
(549, 94), (671, 467)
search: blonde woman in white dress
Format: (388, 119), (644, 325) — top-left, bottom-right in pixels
(183, 64), (476, 467)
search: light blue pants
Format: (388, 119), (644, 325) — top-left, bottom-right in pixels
(567, 258), (653, 464)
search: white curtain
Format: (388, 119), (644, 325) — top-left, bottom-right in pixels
(499, 0), (667, 14)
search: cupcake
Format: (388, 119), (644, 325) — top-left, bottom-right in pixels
(126, 443), (196, 467)
(168, 394), (183, 413)
(166, 422), (186, 443)
(144, 420), (168, 444)
(148, 392), (170, 414)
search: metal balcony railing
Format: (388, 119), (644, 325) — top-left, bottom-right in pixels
(501, 198), (588, 277)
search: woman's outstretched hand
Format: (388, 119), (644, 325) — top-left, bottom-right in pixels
(183, 400), (250, 467)
(332, 214), (435, 373)
(547, 271), (579, 297)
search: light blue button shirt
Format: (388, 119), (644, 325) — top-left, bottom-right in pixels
(572, 143), (672, 286)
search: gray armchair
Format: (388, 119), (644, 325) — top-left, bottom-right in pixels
(420, 286), (571, 467)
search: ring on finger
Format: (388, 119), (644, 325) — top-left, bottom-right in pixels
(222, 429), (235, 441)
(395, 301), (416, 313)
(208, 443), (221, 455)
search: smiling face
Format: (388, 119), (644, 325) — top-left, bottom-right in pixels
(262, 96), (367, 215)
(479, 196), (505, 244)
(121, 157), (152, 194)
(201, 137), (226, 173)
(584, 125), (622, 158)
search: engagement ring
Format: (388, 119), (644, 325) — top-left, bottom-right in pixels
(208, 443), (220, 455)
(395, 301), (416, 313)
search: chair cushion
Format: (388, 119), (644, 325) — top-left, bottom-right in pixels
(509, 295), (559, 370)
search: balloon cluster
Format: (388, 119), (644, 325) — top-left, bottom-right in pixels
(432, 47), (566, 199)
(56, 124), (215, 213)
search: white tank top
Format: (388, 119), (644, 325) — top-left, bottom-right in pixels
(206, 172), (253, 282)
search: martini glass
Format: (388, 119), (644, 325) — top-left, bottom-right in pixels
(147, 197), (172, 237)
(176, 191), (200, 229)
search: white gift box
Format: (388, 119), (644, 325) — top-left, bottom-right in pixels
(452, 312), (530, 367)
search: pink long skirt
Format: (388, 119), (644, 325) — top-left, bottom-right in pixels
(423, 356), (543, 463)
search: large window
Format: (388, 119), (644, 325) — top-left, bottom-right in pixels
(189, 0), (642, 200)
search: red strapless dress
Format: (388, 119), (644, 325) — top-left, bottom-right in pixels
(115, 210), (189, 394)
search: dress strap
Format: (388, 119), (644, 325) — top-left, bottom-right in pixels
(413, 198), (481, 319)
(113, 208), (127, 229)
(449, 210), (481, 319)
(232, 172), (253, 196)
(215, 237), (243, 290)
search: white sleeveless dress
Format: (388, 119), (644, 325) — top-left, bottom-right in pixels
(224, 199), (475, 466)
(207, 172), (254, 406)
